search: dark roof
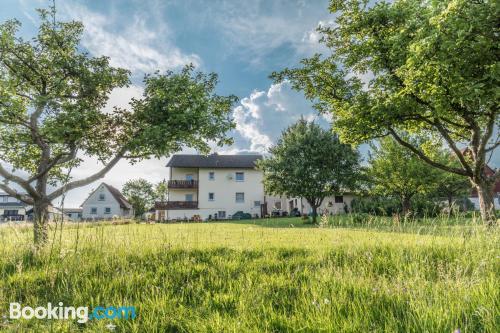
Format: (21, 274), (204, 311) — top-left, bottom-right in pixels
(0, 202), (27, 207)
(103, 183), (132, 209)
(166, 154), (262, 168)
(62, 208), (83, 213)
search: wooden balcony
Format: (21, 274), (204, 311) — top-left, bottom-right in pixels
(168, 180), (198, 189)
(155, 201), (198, 210)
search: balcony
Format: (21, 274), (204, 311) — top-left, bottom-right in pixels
(155, 201), (198, 210)
(168, 180), (198, 189)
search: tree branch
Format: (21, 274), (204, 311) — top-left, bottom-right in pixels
(47, 148), (126, 201)
(0, 163), (39, 199)
(0, 183), (33, 204)
(388, 128), (469, 176)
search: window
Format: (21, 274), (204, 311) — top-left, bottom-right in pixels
(235, 172), (245, 182)
(208, 192), (215, 201)
(185, 194), (194, 202)
(4, 210), (18, 216)
(186, 174), (193, 181)
(236, 192), (245, 203)
(98, 193), (105, 201)
(335, 195), (344, 203)
(104, 207), (111, 214)
(208, 172), (215, 180)
(218, 211), (226, 219)
(2, 196), (7, 202)
(254, 201), (261, 207)
(91, 207), (97, 214)
(275, 202), (281, 210)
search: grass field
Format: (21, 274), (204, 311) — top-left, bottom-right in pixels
(0, 216), (498, 332)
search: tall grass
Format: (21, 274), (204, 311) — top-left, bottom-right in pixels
(0, 217), (498, 332)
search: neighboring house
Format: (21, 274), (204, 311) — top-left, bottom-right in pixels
(63, 208), (83, 221)
(265, 195), (355, 216)
(0, 193), (29, 221)
(155, 153), (265, 221)
(81, 183), (134, 219)
(468, 164), (500, 210)
(26, 205), (66, 222)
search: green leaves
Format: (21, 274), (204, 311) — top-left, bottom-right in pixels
(0, 6), (237, 209)
(272, 0), (499, 182)
(258, 119), (360, 209)
(127, 66), (237, 159)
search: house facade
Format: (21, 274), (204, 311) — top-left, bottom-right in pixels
(81, 183), (134, 219)
(0, 193), (29, 221)
(155, 154), (265, 221)
(265, 194), (356, 217)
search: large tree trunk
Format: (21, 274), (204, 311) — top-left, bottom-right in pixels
(33, 200), (50, 248)
(475, 182), (497, 226)
(401, 196), (411, 217)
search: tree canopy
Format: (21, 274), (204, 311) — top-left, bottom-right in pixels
(258, 119), (360, 223)
(0, 7), (237, 246)
(122, 179), (155, 218)
(367, 136), (441, 215)
(272, 0), (499, 225)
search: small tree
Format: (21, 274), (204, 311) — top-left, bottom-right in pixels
(258, 119), (360, 224)
(272, 0), (499, 225)
(367, 137), (440, 216)
(0, 7), (236, 248)
(154, 179), (168, 203)
(122, 179), (155, 218)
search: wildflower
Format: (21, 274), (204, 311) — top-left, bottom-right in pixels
(453, 329), (460, 333)
(106, 323), (117, 331)
(324, 298), (330, 304)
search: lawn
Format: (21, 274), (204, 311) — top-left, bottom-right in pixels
(0, 216), (498, 332)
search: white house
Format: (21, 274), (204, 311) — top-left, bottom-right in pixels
(267, 194), (356, 217)
(155, 154), (265, 221)
(0, 193), (29, 221)
(81, 183), (134, 219)
(155, 153), (356, 221)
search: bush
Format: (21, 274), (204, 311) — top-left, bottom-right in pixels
(352, 195), (442, 218)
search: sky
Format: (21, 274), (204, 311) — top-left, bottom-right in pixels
(0, 0), (498, 207)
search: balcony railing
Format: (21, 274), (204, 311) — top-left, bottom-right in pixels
(155, 201), (198, 210)
(168, 180), (198, 189)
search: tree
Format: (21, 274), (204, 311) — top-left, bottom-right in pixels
(272, 0), (499, 225)
(433, 154), (471, 213)
(367, 137), (441, 216)
(0, 7), (236, 248)
(154, 179), (168, 202)
(122, 179), (155, 218)
(258, 119), (360, 224)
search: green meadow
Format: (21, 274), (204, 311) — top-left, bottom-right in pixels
(0, 216), (498, 332)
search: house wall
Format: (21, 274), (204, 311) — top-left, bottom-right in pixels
(81, 184), (129, 219)
(171, 167), (198, 181)
(469, 195), (500, 210)
(163, 167), (265, 220)
(299, 195), (356, 215)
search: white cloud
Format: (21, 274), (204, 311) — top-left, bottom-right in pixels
(231, 81), (329, 154)
(63, 3), (200, 73)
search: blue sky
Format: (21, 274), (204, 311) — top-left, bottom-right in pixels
(1, 0), (498, 207)
(2, 0), (336, 206)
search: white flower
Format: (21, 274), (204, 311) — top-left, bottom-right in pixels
(106, 323), (117, 331)
(324, 298), (330, 304)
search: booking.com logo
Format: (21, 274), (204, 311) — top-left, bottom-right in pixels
(9, 302), (136, 323)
